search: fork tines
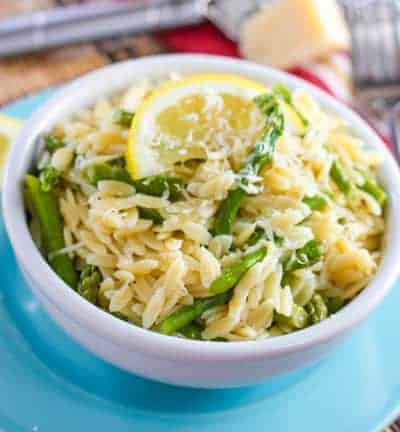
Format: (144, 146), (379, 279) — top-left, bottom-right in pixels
(343, 0), (400, 102)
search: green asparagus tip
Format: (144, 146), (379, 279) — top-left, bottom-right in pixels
(113, 109), (135, 128)
(273, 84), (292, 104)
(39, 166), (61, 192)
(77, 264), (102, 305)
(44, 133), (65, 151)
(305, 293), (328, 324)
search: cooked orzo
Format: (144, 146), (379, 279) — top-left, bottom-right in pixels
(24, 74), (386, 341)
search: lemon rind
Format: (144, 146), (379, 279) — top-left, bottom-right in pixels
(126, 74), (266, 179)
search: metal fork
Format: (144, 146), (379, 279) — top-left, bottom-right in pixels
(0, 0), (268, 58)
(342, 0), (400, 162)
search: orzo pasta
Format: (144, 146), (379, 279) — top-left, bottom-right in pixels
(24, 74), (386, 341)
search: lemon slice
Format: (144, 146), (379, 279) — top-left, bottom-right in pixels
(0, 114), (22, 187)
(127, 74), (266, 178)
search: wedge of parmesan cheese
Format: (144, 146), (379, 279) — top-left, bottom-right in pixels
(240, 0), (350, 69)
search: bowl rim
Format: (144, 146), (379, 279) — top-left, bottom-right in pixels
(3, 53), (400, 362)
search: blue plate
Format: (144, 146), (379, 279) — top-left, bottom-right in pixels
(1, 91), (400, 432)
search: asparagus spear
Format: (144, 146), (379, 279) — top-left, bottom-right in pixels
(109, 156), (126, 168)
(322, 189), (334, 200)
(112, 109), (135, 128)
(281, 239), (323, 287)
(273, 84), (308, 127)
(305, 293), (328, 324)
(82, 163), (183, 199)
(273, 233), (284, 246)
(82, 163), (182, 224)
(112, 311), (129, 322)
(239, 227), (283, 249)
(358, 177), (387, 207)
(138, 207), (164, 225)
(44, 133), (65, 151)
(325, 296), (345, 315)
(302, 194), (328, 211)
(77, 264), (102, 304)
(212, 188), (246, 237)
(330, 160), (352, 195)
(213, 92), (284, 235)
(246, 226), (266, 247)
(24, 174), (78, 288)
(39, 166), (61, 192)
(133, 174), (183, 200)
(275, 304), (309, 329)
(241, 95), (284, 177)
(273, 84), (292, 104)
(82, 163), (133, 185)
(155, 292), (231, 336)
(179, 322), (203, 340)
(209, 246), (267, 294)
(156, 246), (267, 335)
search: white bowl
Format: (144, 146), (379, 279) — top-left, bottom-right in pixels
(3, 54), (400, 388)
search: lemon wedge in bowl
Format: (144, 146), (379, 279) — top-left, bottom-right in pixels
(0, 115), (22, 187)
(126, 74), (266, 178)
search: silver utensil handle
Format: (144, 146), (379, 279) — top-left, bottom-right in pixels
(0, 0), (208, 58)
(0, 0), (170, 36)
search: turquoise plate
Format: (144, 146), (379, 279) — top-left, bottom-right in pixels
(1, 91), (400, 432)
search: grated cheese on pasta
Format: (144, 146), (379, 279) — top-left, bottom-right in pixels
(29, 77), (386, 341)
